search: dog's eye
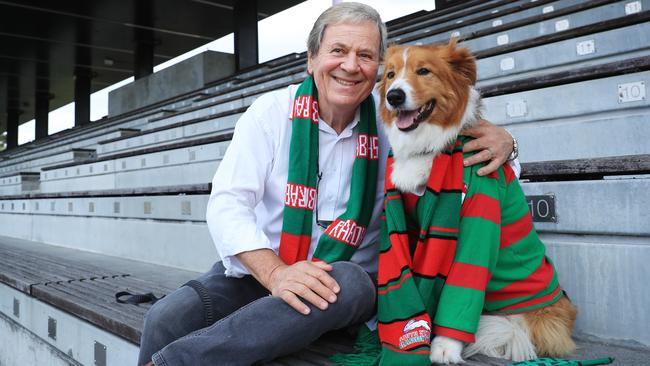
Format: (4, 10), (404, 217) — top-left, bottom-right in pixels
(386, 71), (395, 79)
(416, 68), (430, 76)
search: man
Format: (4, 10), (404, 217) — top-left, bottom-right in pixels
(138, 3), (515, 365)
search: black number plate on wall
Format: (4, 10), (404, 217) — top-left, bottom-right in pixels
(526, 195), (557, 223)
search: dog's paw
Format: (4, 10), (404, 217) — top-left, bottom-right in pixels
(430, 335), (465, 364)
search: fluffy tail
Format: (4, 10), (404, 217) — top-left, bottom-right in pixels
(463, 314), (537, 362)
(524, 295), (578, 357)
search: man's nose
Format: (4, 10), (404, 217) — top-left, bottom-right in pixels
(340, 53), (361, 73)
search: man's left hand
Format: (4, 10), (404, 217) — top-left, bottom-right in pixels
(461, 119), (514, 176)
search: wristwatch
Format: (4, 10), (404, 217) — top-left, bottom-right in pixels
(506, 130), (519, 161)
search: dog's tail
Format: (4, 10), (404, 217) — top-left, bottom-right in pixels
(523, 295), (578, 357)
(462, 314), (537, 362)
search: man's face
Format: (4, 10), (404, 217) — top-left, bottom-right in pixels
(308, 22), (380, 120)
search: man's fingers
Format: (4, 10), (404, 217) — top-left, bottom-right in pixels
(280, 290), (311, 315)
(305, 262), (340, 293)
(463, 149), (491, 167)
(292, 282), (330, 310)
(462, 138), (482, 153)
(309, 268), (340, 294)
(477, 159), (500, 176)
(312, 261), (333, 271)
(304, 276), (338, 303)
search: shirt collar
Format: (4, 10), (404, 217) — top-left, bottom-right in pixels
(318, 108), (360, 138)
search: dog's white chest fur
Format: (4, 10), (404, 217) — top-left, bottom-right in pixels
(386, 87), (481, 193)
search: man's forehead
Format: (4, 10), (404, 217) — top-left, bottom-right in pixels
(321, 23), (380, 52)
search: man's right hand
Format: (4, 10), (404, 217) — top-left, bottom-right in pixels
(267, 261), (340, 315)
(236, 249), (340, 315)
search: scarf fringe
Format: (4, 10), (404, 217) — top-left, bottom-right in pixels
(507, 357), (615, 366)
(330, 326), (381, 366)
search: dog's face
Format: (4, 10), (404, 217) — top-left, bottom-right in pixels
(379, 41), (477, 134)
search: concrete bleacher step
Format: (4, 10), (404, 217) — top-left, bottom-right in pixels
(0, 172), (40, 195)
(387, 0), (519, 38)
(35, 65), (650, 193)
(393, 0), (563, 43)
(2, 236), (648, 366)
(38, 133), (232, 193)
(129, 1), (647, 138)
(96, 107), (243, 156)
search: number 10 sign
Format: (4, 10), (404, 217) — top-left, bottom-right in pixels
(526, 195), (557, 223)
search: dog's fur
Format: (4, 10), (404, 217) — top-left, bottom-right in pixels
(378, 40), (577, 364)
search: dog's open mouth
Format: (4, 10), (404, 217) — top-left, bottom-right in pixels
(395, 99), (436, 131)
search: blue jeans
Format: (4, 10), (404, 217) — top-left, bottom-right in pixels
(138, 261), (376, 366)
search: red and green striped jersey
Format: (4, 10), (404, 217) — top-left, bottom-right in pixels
(377, 136), (562, 365)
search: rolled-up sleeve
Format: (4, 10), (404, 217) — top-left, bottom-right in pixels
(206, 94), (277, 274)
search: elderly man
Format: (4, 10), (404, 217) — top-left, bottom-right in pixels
(138, 3), (514, 365)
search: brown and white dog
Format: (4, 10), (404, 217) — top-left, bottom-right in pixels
(377, 40), (577, 364)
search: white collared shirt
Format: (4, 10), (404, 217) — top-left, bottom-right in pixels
(206, 85), (389, 277)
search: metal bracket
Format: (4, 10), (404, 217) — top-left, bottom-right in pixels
(48, 317), (57, 340)
(13, 298), (19, 318)
(94, 341), (107, 366)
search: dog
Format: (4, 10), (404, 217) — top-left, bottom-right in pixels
(377, 40), (577, 364)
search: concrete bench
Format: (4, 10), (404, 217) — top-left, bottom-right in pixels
(1, 235), (648, 366)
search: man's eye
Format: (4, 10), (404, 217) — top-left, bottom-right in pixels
(332, 48), (343, 54)
(386, 71), (395, 79)
(416, 68), (430, 76)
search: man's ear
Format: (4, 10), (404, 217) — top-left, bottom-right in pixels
(446, 39), (477, 85)
(307, 52), (314, 75)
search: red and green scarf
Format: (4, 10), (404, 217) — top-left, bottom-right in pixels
(377, 139), (465, 365)
(278, 75), (379, 264)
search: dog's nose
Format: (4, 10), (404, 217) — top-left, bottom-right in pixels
(386, 89), (405, 107)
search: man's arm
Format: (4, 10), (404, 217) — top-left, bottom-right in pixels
(207, 92), (340, 315)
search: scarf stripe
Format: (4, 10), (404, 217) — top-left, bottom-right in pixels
(279, 76), (378, 265)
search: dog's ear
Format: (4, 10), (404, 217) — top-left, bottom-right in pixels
(379, 45), (402, 93)
(383, 45), (402, 64)
(445, 40), (477, 85)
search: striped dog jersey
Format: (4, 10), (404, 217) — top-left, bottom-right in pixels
(377, 136), (562, 364)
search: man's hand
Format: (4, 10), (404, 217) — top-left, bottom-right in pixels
(267, 261), (340, 315)
(461, 118), (514, 176)
(236, 249), (340, 315)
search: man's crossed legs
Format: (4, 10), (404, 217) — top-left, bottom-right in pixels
(138, 261), (376, 366)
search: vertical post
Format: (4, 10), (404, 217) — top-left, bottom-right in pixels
(133, 0), (154, 80)
(74, 68), (91, 126)
(233, 0), (259, 71)
(75, 15), (92, 126)
(6, 107), (19, 149)
(34, 87), (49, 139)
(34, 59), (49, 140)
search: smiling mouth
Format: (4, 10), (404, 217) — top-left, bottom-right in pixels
(333, 76), (359, 86)
(395, 99), (436, 131)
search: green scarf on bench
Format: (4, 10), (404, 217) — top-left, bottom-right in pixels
(279, 75), (379, 264)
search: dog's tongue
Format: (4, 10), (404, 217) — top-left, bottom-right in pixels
(396, 110), (419, 130)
